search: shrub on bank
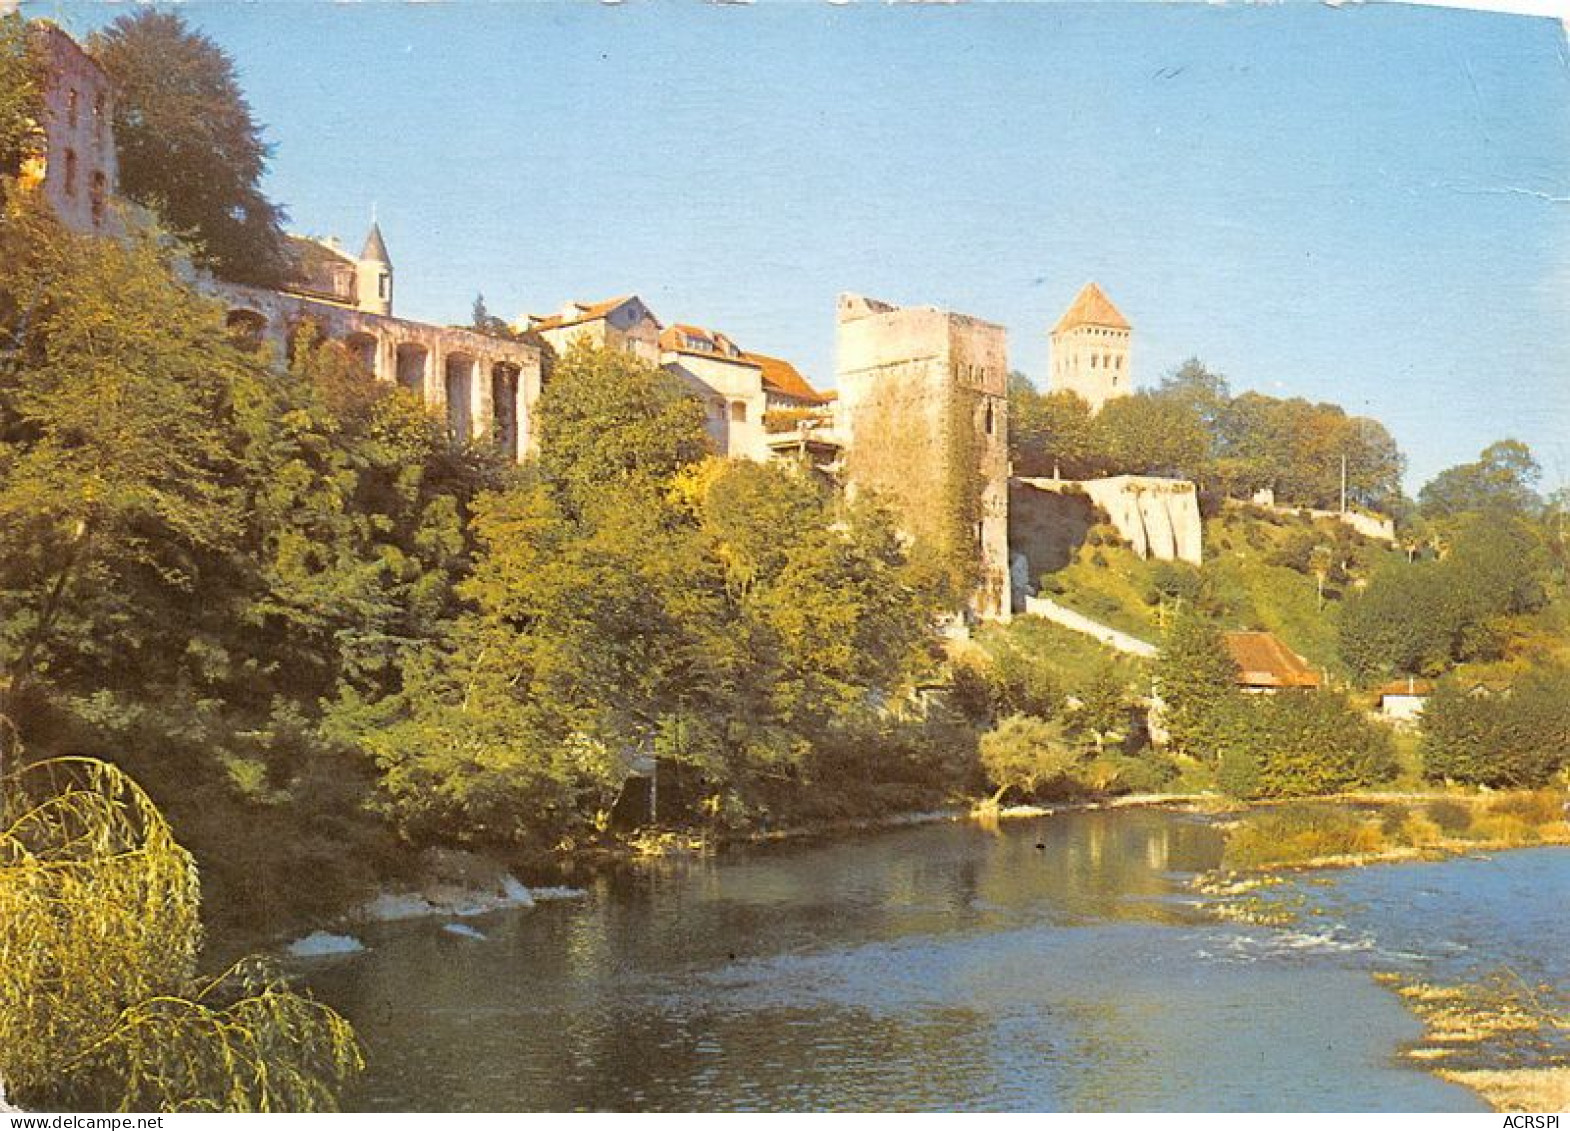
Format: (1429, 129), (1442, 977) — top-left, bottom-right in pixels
(1222, 805), (1384, 869)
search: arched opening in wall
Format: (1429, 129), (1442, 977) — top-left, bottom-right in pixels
(89, 172), (106, 228)
(284, 319), (326, 366)
(344, 332), (379, 380)
(730, 401), (747, 423)
(225, 309), (268, 353)
(395, 343), (428, 399)
(445, 353), (475, 440)
(491, 362), (521, 461)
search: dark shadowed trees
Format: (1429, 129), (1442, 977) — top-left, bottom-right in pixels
(90, 11), (290, 286)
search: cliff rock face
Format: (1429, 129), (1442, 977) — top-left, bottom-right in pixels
(1010, 475), (1204, 600)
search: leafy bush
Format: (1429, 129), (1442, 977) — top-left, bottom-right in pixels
(1222, 804), (1385, 869)
(979, 714), (1083, 802)
(1487, 788), (1567, 825)
(1425, 798), (1472, 834)
(1422, 665), (1570, 788)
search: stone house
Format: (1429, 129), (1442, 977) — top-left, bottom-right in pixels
(656, 323), (833, 462)
(524, 295), (663, 365)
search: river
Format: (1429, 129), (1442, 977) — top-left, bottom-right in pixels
(299, 807), (1569, 1111)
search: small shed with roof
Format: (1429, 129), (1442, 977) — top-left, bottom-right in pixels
(1222, 631), (1321, 693)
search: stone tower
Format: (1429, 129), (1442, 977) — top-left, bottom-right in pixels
(356, 222), (393, 316)
(836, 294), (1011, 621)
(1047, 282), (1131, 413)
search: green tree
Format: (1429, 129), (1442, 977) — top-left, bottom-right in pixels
(469, 294), (517, 339)
(1338, 514), (1547, 680)
(1421, 666), (1570, 788)
(1418, 439), (1543, 519)
(1008, 377), (1103, 479)
(1154, 609), (1239, 760)
(536, 342), (711, 516)
(0, 754), (361, 1110)
(372, 347), (942, 844)
(0, 206), (257, 712)
(1244, 690), (1395, 797)
(90, 11), (290, 286)
(0, 13), (40, 191)
(979, 713), (1081, 802)
(1097, 391), (1209, 481)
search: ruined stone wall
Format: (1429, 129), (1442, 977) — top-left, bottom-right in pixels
(837, 295), (1010, 620)
(30, 24), (119, 236)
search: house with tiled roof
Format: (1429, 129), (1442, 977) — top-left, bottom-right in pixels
(657, 322), (775, 460)
(523, 295), (662, 364)
(745, 351), (831, 409)
(1048, 282), (1132, 414)
(1222, 631), (1322, 692)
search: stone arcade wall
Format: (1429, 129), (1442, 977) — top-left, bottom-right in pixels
(218, 283), (544, 461)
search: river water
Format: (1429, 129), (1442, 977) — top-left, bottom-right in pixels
(300, 807), (1569, 1111)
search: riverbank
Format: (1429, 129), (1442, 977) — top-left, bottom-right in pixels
(1188, 790), (1570, 1114)
(1202, 788), (1570, 874)
(1375, 974), (1570, 1113)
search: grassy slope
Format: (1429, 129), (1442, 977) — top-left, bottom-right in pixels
(972, 614), (1150, 690)
(1041, 507), (1407, 676)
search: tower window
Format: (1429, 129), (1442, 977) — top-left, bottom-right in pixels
(984, 401), (995, 435)
(67, 89), (79, 129)
(90, 171), (106, 227)
(1089, 353), (1097, 369)
(63, 149), (77, 196)
(378, 274), (390, 300)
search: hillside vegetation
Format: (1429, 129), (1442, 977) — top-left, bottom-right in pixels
(1038, 505), (1403, 675)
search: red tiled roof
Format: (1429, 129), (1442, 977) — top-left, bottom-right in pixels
(659, 322), (753, 362)
(530, 295), (637, 333)
(744, 351), (830, 404)
(1053, 282), (1130, 334)
(1223, 631), (1321, 690)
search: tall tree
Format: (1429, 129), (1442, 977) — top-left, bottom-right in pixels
(1097, 391), (1210, 481)
(1418, 439), (1543, 519)
(1153, 609), (1239, 760)
(90, 11), (290, 286)
(0, 13), (39, 191)
(0, 206), (257, 709)
(1007, 376), (1102, 479)
(536, 342), (712, 516)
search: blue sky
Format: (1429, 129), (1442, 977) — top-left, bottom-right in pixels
(36, 0), (1570, 494)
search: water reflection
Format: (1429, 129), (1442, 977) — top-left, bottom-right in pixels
(302, 809), (1500, 1111)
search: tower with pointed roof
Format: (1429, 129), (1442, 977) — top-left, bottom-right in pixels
(356, 221), (393, 316)
(1048, 282), (1131, 413)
